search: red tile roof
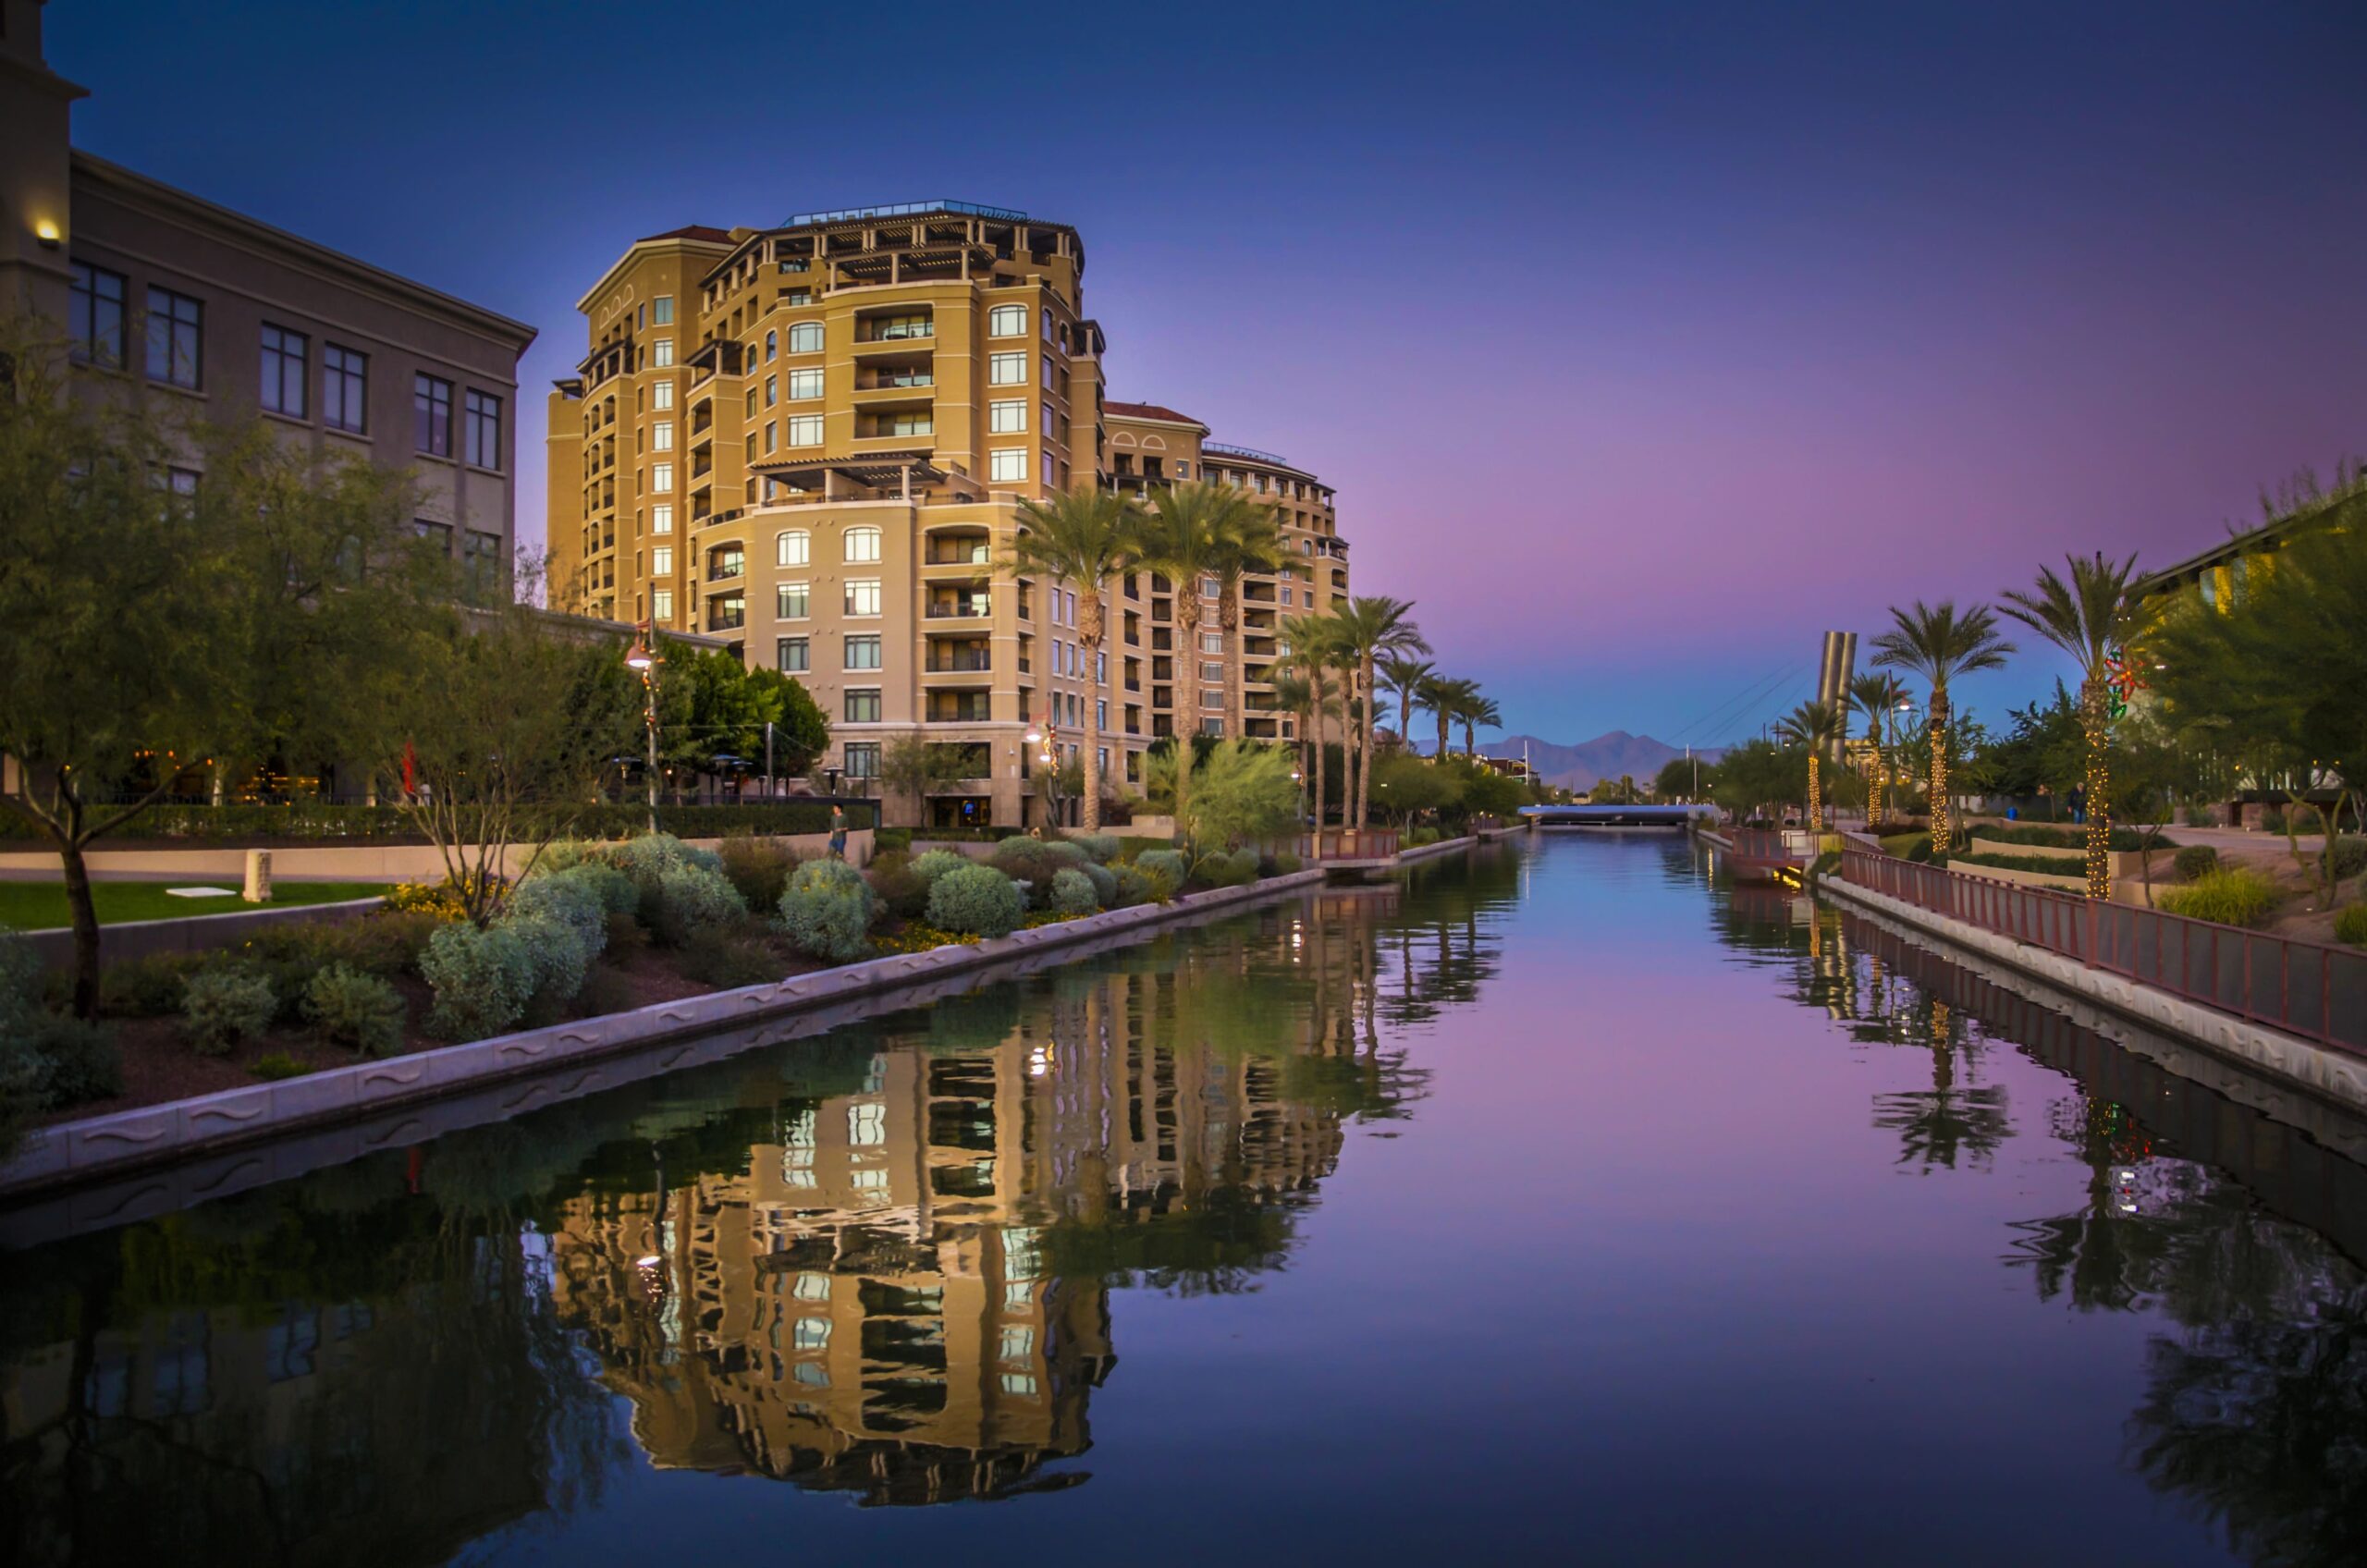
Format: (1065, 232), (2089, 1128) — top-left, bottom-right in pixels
(636, 224), (733, 245)
(1105, 399), (1202, 426)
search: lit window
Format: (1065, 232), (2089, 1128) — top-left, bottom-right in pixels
(651, 545), (673, 575)
(988, 303), (1026, 337)
(778, 530), (809, 566)
(989, 447), (1026, 484)
(788, 322), (823, 353)
(989, 399), (1026, 434)
(650, 339), (674, 367)
(651, 503), (674, 535)
(845, 579), (881, 617)
(652, 462), (673, 492)
(651, 420), (673, 451)
(778, 582), (809, 619)
(787, 367), (823, 399)
(844, 526), (881, 563)
(653, 588), (675, 620)
(145, 288), (203, 390)
(988, 352), (1027, 386)
(652, 380), (674, 410)
(844, 634), (882, 669)
(787, 415), (823, 447)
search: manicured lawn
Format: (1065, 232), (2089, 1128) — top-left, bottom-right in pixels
(0, 880), (390, 930)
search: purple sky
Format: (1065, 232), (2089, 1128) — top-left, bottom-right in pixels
(52, 1), (2367, 745)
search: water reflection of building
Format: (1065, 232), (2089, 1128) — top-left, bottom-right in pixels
(547, 948), (1362, 1504)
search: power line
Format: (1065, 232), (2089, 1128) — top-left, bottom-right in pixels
(1670, 662), (1810, 748)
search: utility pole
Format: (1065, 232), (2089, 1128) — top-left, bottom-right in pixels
(1688, 744), (1697, 800)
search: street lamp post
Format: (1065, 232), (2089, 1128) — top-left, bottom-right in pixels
(626, 626), (661, 834)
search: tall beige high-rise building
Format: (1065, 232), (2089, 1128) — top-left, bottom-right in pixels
(547, 202), (1349, 827)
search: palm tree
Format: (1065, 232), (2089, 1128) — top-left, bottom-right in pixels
(1417, 673), (1466, 760)
(1999, 552), (2152, 898)
(1213, 506), (1286, 740)
(1870, 601), (2015, 851)
(1003, 485), (1142, 833)
(1332, 595), (1429, 827)
(1128, 482), (1266, 827)
(1773, 700), (1846, 828)
(1380, 654), (1436, 753)
(1848, 671), (1909, 824)
(1458, 692), (1502, 757)
(1292, 613), (1348, 827)
(1270, 668), (1314, 821)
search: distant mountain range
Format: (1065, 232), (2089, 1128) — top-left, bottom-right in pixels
(1478, 731), (1723, 792)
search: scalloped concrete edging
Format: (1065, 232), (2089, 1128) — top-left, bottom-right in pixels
(1821, 875), (2367, 1114)
(0, 867), (1327, 1207)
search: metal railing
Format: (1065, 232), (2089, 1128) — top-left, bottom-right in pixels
(1286, 827), (1401, 862)
(1838, 839), (2365, 1055)
(783, 200), (1029, 227)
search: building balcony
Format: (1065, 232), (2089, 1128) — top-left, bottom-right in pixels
(926, 590), (993, 619)
(926, 644), (993, 673)
(925, 692), (993, 723)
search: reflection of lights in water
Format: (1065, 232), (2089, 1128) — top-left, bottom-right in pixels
(1029, 1044), (1056, 1077)
(2112, 1165), (2140, 1214)
(634, 1255), (662, 1269)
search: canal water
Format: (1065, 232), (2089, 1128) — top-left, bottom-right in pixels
(4, 835), (2362, 1566)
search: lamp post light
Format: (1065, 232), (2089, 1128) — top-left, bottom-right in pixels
(625, 626), (661, 833)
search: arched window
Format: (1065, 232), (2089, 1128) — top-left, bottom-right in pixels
(843, 526), (882, 564)
(778, 529), (809, 567)
(765, 329), (777, 361)
(788, 322), (823, 353)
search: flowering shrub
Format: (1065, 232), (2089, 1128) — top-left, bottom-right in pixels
(871, 922), (973, 955)
(927, 864), (1026, 938)
(779, 859), (877, 962)
(385, 878), (477, 921)
(420, 922), (533, 1040)
(181, 966), (277, 1056)
(303, 963), (406, 1057)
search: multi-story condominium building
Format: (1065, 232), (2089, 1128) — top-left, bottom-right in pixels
(547, 202), (1350, 827)
(2, 0), (535, 591)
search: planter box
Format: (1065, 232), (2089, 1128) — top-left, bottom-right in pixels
(1963, 834), (2161, 881)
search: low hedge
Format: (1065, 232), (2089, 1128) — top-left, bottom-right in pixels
(0, 800), (877, 843)
(1966, 822), (2156, 851)
(1952, 850), (2090, 879)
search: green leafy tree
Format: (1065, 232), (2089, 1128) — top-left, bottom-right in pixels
(879, 735), (976, 824)
(2002, 551), (2154, 897)
(1005, 484), (1141, 830)
(2152, 522), (2367, 904)
(1174, 740), (1300, 854)
(1369, 752), (1462, 826)
(1651, 756), (1700, 802)
(1871, 600), (2015, 851)
(0, 336), (423, 1013)
(1711, 738), (1809, 822)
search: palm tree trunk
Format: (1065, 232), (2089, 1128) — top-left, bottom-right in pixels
(1807, 753), (1821, 830)
(1309, 669), (1327, 827)
(1079, 588), (1106, 834)
(2080, 674), (2110, 899)
(1173, 593), (1200, 832)
(1462, 718), (1475, 757)
(1355, 654), (1377, 827)
(1928, 688), (1950, 852)
(1864, 723), (1883, 824)
(1436, 704), (1450, 762)
(1220, 580), (1244, 741)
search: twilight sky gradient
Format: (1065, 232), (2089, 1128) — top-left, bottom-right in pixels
(52, 1), (2367, 746)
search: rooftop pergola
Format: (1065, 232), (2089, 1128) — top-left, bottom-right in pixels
(748, 450), (966, 502)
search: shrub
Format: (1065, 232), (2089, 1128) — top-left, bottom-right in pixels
(510, 868), (611, 945)
(1404, 826), (1441, 848)
(867, 852), (932, 920)
(1135, 850), (1187, 891)
(420, 922), (534, 1040)
(1202, 848), (1260, 888)
(2336, 904), (2367, 947)
(250, 1051), (309, 1082)
(181, 966), (278, 1057)
(0, 935), (44, 1029)
(1110, 864), (1156, 907)
(717, 834), (801, 912)
(2165, 845), (2219, 883)
(99, 950), (209, 1018)
(874, 827), (914, 854)
(303, 964), (406, 1058)
(611, 831), (725, 880)
(911, 849), (973, 885)
(1049, 867), (1100, 917)
(1270, 851), (1303, 876)
(503, 914), (596, 1010)
(648, 863), (750, 948)
(2261, 807), (2288, 835)
(540, 860), (638, 920)
(1069, 833), (1121, 864)
(927, 864), (1027, 938)
(2331, 837), (2367, 882)
(29, 1016), (123, 1106)
(681, 931), (781, 988)
(988, 838), (1089, 901)
(2158, 867), (2282, 928)
(1073, 859), (1117, 908)
(778, 859), (877, 962)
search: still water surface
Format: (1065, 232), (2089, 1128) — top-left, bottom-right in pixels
(4, 836), (2364, 1565)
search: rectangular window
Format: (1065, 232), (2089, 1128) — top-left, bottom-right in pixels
(844, 689), (881, 723)
(765, 421), (779, 453)
(787, 368), (823, 399)
(988, 352), (1026, 386)
(765, 374), (778, 407)
(788, 322), (823, 353)
(653, 587), (675, 621)
(652, 295), (674, 325)
(69, 263), (126, 366)
(844, 634), (882, 670)
(843, 741), (879, 778)
(260, 325), (308, 417)
(144, 287), (202, 389)
(652, 462), (673, 492)
(462, 529), (502, 602)
(1042, 401), (1055, 439)
(988, 399), (1026, 434)
(845, 579), (881, 617)
(778, 582), (810, 619)
(989, 447), (1026, 484)
(988, 303), (1026, 337)
(651, 380), (674, 410)
(651, 502), (674, 535)
(1200, 660), (1224, 681)
(777, 635), (809, 672)
(1200, 632), (1224, 654)
(321, 343), (366, 432)
(414, 374), (453, 456)
(1041, 355), (1054, 389)
(651, 545), (673, 576)
(463, 390), (503, 469)
(787, 415), (823, 447)
(651, 420), (673, 451)
(650, 339), (674, 367)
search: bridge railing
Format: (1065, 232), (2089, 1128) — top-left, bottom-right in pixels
(1838, 841), (2366, 1055)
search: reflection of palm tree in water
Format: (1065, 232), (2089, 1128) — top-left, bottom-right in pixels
(1870, 1000), (2011, 1171)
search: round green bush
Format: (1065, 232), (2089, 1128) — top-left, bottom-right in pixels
(303, 963), (406, 1058)
(499, 913), (595, 1008)
(28, 1016), (122, 1106)
(866, 852), (932, 920)
(1074, 859), (1117, 907)
(421, 922), (534, 1040)
(2331, 837), (2367, 882)
(2172, 845), (2221, 883)
(649, 862), (749, 946)
(181, 965), (278, 1056)
(779, 858), (877, 962)
(2157, 866), (2282, 928)
(552, 860), (639, 918)
(0, 935), (46, 1030)
(1204, 848), (1260, 888)
(988, 838), (1089, 900)
(1070, 833), (1120, 864)
(1109, 864), (1156, 907)
(1270, 851), (1303, 876)
(927, 864), (1027, 938)
(2335, 904), (2367, 947)
(911, 849), (973, 885)
(1049, 867), (1099, 917)
(1135, 849), (1187, 890)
